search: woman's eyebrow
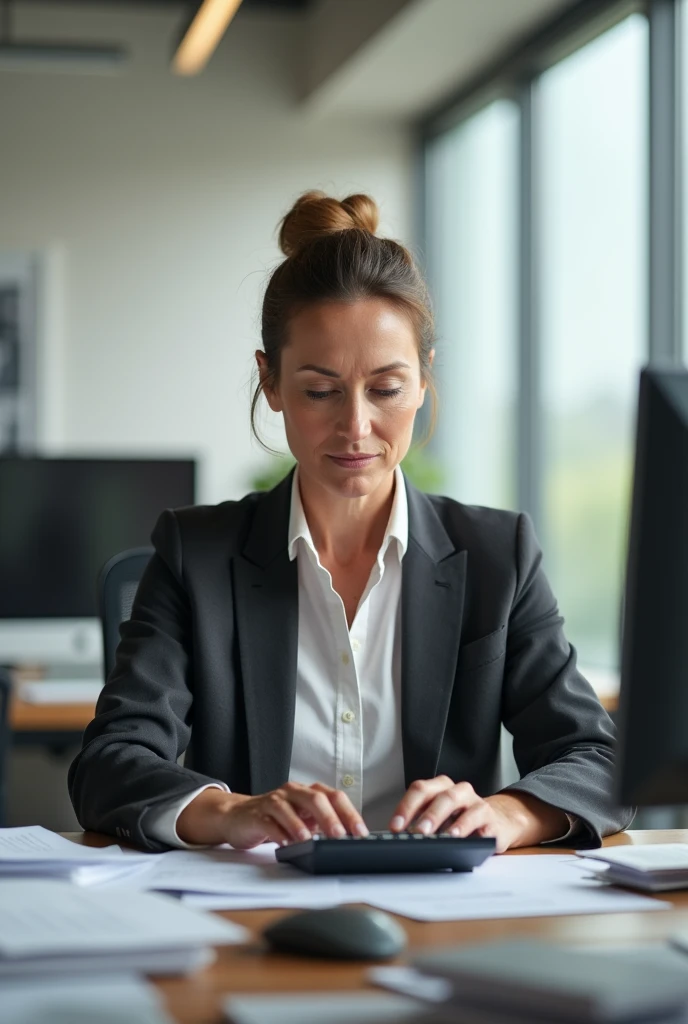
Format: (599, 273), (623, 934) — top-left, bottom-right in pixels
(296, 361), (411, 377)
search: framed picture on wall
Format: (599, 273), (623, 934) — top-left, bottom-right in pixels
(0, 253), (38, 452)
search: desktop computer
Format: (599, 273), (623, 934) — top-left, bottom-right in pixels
(0, 456), (196, 669)
(615, 367), (688, 806)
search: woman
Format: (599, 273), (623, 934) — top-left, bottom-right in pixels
(69, 191), (633, 852)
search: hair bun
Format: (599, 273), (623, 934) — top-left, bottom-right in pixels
(278, 190), (380, 257)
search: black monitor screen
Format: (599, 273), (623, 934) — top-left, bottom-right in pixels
(0, 457), (195, 619)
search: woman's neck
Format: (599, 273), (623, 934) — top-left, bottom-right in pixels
(297, 469), (396, 567)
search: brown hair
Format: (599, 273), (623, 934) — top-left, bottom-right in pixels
(251, 190), (437, 449)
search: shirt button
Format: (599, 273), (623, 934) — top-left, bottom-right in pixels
(341, 652), (350, 666)
(342, 774), (355, 788)
(342, 710), (355, 724)
(351, 639), (361, 653)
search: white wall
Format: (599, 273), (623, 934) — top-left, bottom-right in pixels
(0, 3), (413, 503)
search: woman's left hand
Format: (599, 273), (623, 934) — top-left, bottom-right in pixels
(388, 777), (569, 853)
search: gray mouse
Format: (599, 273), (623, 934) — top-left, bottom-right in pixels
(263, 906), (407, 960)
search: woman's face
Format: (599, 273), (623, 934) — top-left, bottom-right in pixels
(258, 298), (429, 500)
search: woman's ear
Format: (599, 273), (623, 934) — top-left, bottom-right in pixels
(255, 351), (282, 412)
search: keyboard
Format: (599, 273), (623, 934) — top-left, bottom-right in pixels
(275, 831), (496, 875)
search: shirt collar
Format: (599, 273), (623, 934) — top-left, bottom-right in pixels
(287, 464), (408, 563)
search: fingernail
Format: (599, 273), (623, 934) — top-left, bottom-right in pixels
(418, 819), (432, 835)
(355, 822), (369, 836)
(451, 826), (461, 837)
(332, 824), (346, 838)
(390, 816), (405, 831)
(298, 829), (311, 841)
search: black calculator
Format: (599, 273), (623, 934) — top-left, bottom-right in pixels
(275, 831), (495, 875)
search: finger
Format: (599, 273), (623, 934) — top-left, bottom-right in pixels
(447, 802), (492, 838)
(285, 785), (349, 838)
(413, 785), (483, 835)
(259, 816), (292, 846)
(389, 776), (457, 831)
(311, 783), (369, 836)
(262, 791), (313, 843)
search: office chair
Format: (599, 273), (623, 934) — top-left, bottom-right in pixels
(0, 667), (11, 826)
(98, 547), (153, 680)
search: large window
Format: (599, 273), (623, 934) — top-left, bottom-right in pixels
(425, 101), (518, 509)
(539, 15), (648, 674)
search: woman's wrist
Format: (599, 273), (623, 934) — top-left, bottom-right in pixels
(176, 788), (249, 845)
(486, 791), (570, 847)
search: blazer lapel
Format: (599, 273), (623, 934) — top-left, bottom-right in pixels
(233, 472), (299, 795)
(401, 481), (467, 787)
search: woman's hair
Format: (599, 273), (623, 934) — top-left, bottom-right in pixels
(251, 190), (437, 449)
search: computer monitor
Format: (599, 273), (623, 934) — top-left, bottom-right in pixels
(0, 456), (195, 666)
(615, 367), (688, 806)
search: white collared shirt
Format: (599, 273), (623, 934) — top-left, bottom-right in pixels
(146, 466), (409, 846)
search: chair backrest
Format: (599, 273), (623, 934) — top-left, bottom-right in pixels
(0, 667), (11, 826)
(98, 547), (154, 680)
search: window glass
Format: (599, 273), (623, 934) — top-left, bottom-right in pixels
(539, 15), (648, 677)
(425, 100), (518, 508)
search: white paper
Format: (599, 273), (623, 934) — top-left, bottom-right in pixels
(182, 891), (339, 910)
(0, 974), (173, 1024)
(369, 965), (453, 1004)
(0, 826), (147, 863)
(578, 844), (688, 871)
(137, 846), (340, 902)
(224, 994), (423, 1024)
(0, 879), (247, 958)
(346, 855), (669, 922)
(19, 681), (103, 705)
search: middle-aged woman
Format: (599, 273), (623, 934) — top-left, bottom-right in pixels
(69, 191), (633, 853)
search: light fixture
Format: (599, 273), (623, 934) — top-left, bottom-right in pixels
(0, 1), (127, 73)
(172, 0), (244, 77)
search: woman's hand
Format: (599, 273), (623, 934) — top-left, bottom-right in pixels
(177, 782), (369, 850)
(388, 777), (570, 853)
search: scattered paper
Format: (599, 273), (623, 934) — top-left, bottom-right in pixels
(347, 856), (668, 922)
(0, 974), (173, 1024)
(224, 994), (423, 1024)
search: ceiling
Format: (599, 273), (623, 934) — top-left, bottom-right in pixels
(10, 0), (314, 8)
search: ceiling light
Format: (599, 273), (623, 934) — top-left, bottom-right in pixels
(172, 0), (244, 77)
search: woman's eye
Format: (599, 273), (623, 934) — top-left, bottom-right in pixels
(305, 390), (335, 400)
(372, 387), (403, 398)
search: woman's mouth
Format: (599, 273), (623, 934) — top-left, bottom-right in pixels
(327, 454), (379, 470)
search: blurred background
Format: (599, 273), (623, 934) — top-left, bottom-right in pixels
(0, 0), (685, 830)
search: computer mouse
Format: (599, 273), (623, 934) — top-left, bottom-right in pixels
(262, 906), (407, 960)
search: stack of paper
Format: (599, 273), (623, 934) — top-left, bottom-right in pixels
(0, 974), (174, 1024)
(0, 879), (247, 978)
(224, 994), (424, 1024)
(577, 844), (688, 891)
(0, 826), (157, 886)
(411, 940), (688, 1023)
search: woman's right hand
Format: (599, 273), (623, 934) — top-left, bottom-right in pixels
(176, 781), (369, 850)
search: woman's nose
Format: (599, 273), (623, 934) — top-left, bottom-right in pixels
(337, 395), (371, 442)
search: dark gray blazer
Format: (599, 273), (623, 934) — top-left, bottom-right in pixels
(69, 472), (634, 851)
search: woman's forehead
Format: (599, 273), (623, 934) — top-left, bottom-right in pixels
(284, 299), (418, 368)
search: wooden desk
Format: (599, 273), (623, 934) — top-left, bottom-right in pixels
(9, 694), (95, 747)
(68, 829), (688, 1024)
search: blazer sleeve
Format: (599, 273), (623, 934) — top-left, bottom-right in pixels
(68, 510), (228, 851)
(500, 513), (635, 846)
